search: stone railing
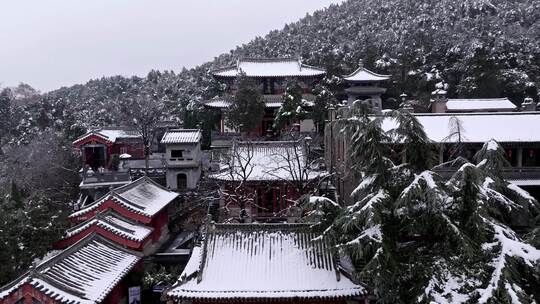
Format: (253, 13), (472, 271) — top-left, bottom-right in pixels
(80, 170), (131, 187)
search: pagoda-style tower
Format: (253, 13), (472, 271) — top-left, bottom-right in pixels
(343, 62), (390, 113)
(205, 58), (326, 148)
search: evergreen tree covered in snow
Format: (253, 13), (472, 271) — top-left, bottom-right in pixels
(311, 83), (337, 134)
(0, 131), (79, 284)
(226, 73), (265, 133)
(306, 112), (540, 303)
(0, 88), (13, 144)
(273, 79), (308, 130)
(0, 192), (68, 284)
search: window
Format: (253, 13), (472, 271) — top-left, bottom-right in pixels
(171, 150), (184, 158)
(177, 173), (188, 190)
(120, 147), (128, 154)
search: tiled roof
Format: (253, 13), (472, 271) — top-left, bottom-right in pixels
(0, 234), (142, 304)
(73, 128), (140, 145)
(168, 223), (367, 301)
(161, 129), (202, 144)
(70, 176), (178, 219)
(381, 112), (540, 143)
(212, 58), (326, 78)
(65, 210), (153, 242)
(343, 66), (390, 82)
(209, 141), (324, 182)
(445, 98), (517, 111)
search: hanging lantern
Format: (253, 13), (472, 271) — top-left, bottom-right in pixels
(529, 149), (535, 158)
(507, 149), (513, 157)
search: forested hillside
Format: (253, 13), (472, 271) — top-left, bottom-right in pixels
(2, 0), (540, 145)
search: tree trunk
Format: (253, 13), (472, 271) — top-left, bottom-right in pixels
(144, 145), (150, 176)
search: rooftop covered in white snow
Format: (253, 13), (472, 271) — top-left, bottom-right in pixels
(70, 176), (178, 221)
(343, 66), (391, 82)
(65, 210), (153, 243)
(0, 234), (142, 304)
(212, 58), (326, 79)
(73, 127), (141, 145)
(381, 112), (540, 143)
(161, 129), (202, 144)
(209, 141), (324, 182)
(167, 223), (367, 301)
(445, 98), (517, 112)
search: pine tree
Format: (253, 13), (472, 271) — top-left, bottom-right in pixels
(0, 88), (12, 142)
(311, 83), (337, 134)
(226, 73), (265, 133)
(273, 79), (307, 131)
(306, 113), (540, 303)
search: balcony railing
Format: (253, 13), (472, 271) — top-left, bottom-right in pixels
(433, 167), (540, 181)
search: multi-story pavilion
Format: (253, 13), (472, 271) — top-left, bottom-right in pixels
(205, 58), (326, 148)
(343, 63), (390, 113)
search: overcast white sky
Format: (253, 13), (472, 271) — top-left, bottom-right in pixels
(0, 0), (344, 92)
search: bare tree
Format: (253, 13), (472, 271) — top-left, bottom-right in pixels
(220, 140), (257, 222)
(264, 140), (325, 214)
(443, 115), (467, 160)
(121, 89), (165, 174)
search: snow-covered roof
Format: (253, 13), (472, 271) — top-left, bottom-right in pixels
(446, 98), (517, 112)
(203, 98), (232, 109)
(167, 223), (367, 301)
(209, 141), (323, 182)
(212, 58), (326, 78)
(161, 129), (202, 144)
(381, 112), (540, 143)
(70, 176), (178, 220)
(65, 210), (153, 243)
(73, 128), (140, 145)
(343, 66), (391, 82)
(0, 234), (141, 304)
(508, 179), (540, 186)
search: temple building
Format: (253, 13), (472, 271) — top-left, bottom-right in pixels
(0, 175), (181, 304)
(204, 58), (326, 148)
(73, 128), (167, 200)
(160, 129), (203, 191)
(73, 128), (144, 171)
(209, 140), (324, 221)
(430, 92), (518, 113)
(325, 110), (540, 204)
(343, 63), (390, 113)
(0, 234), (142, 304)
(55, 210), (154, 253)
(167, 223), (370, 304)
(70, 176), (179, 250)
